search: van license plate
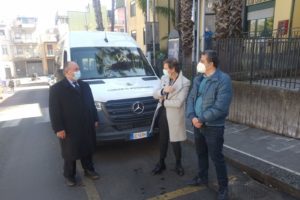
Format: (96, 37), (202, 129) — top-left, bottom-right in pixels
(130, 131), (148, 140)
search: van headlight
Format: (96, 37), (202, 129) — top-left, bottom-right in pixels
(95, 101), (103, 111)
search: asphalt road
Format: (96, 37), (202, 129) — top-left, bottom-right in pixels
(0, 83), (296, 200)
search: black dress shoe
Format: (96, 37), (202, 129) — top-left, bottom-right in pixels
(187, 176), (208, 186)
(152, 162), (166, 175)
(175, 164), (185, 176)
(218, 187), (229, 200)
(65, 177), (76, 187)
(84, 170), (100, 180)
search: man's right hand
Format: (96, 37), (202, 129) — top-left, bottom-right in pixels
(56, 130), (66, 139)
(192, 118), (202, 128)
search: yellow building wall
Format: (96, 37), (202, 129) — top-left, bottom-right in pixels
(126, 0), (175, 53)
(292, 0), (300, 28)
(273, 0), (293, 30)
(126, 1), (146, 52)
(156, 1), (175, 51)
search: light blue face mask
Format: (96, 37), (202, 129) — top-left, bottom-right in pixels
(163, 69), (169, 76)
(73, 71), (81, 81)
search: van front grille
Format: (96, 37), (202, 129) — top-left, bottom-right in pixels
(103, 97), (158, 130)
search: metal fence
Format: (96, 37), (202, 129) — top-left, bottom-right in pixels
(214, 37), (300, 90)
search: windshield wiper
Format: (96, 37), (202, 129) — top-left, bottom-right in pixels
(81, 77), (103, 80)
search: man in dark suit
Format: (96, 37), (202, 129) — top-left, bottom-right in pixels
(49, 61), (99, 186)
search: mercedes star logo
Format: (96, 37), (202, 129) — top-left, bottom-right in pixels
(132, 102), (145, 114)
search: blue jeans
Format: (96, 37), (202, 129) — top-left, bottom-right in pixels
(194, 126), (228, 188)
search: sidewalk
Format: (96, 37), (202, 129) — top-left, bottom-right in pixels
(185, 120), (300, 199)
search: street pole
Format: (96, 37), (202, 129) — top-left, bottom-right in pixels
(152, 0), (156, 67)
(147, 0), (150, 22)
(124, 0), (128, 32)
(146, 0), (151, 63)
(200, 0), (206, 52)
(196, 0), (202, 62)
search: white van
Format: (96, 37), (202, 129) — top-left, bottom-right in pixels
(55, 31), (160, 141)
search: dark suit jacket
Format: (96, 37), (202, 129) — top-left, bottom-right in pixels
(49, 78), (99, 160)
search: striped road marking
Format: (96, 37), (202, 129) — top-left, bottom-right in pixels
(1, 119), (22, 128)
(147, 176), (236, 200)
(147, 186), (207, 200)
(78, 162), (102, 200)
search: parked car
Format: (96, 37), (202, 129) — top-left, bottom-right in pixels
(48, 75), (56, 86)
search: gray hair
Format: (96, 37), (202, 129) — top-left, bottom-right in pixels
(63, 61), (77, 75)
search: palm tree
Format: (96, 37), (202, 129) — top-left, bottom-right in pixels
(137, 0), (175, 24)
(213, 0), (242, 39)
(228, 0), (243, 37)
(179, 0), (194, 56)
(93, 0), (104, 31)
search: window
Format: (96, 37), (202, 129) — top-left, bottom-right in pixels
(257, 19), (265, 33)
(1, 46), (8, 55)
(47, 44), (54, 56)
(70, 47), (155, 79)
(130, 0), (136, 17)
(15, 33), (21, 39)
(247, 17), (273, 37)
(0, 30), (5, 36)
(131, 30), (137, 40)
(17, 47), (23, 55)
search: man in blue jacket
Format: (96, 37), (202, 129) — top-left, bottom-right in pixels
(186, 50), (232, 200)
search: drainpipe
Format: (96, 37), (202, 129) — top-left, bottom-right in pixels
(289, 0), (295, 37)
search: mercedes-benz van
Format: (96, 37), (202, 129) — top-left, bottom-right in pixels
(55, 31), (160, 141)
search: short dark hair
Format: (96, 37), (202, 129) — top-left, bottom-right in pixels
(163, 58), (181, 73)
(201, 50), (219, 68)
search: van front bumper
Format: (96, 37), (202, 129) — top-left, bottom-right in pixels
(95, 125), (154, 142)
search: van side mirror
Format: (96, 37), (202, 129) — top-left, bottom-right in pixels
(153, 65), (161, 77)
(55, 69), (64, 82)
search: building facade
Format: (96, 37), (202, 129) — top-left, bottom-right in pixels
(245, 0), (299, 36)
(126, 0), (175, 53)
(0, 20), (14, 80)
(55, 3), (111, 36)
(40, 29), (58, 75)
(10, 17), (44, 78)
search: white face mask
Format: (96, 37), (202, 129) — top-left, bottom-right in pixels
(73, 71), (81, 81)
(197, 62), (206, 74)
(163, 69), (169, 77)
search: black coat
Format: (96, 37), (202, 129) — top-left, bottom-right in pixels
(49, 78), (98, 160)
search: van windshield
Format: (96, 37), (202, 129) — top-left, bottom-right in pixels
(71, 47), (155, 79)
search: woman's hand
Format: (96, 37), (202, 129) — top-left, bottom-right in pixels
(163, 86), (174, 94)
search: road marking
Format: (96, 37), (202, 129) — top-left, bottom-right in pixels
(228, 127), (249, 134)
(147, 176), (237, 200)
(34, 108), (50, 124)
(147, 186), (207, 200)
(1, 119), (21, 128)
(186, 129), (300, 176)
(78, 162), (102, 200)
(253, 135), (270, 141)
(267, 145), (296, 153)
(224, 145), (300, 176)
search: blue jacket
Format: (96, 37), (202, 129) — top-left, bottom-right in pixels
(186, 69), (233, 126)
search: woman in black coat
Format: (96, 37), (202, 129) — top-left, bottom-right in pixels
(49, 62), (99, 186)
